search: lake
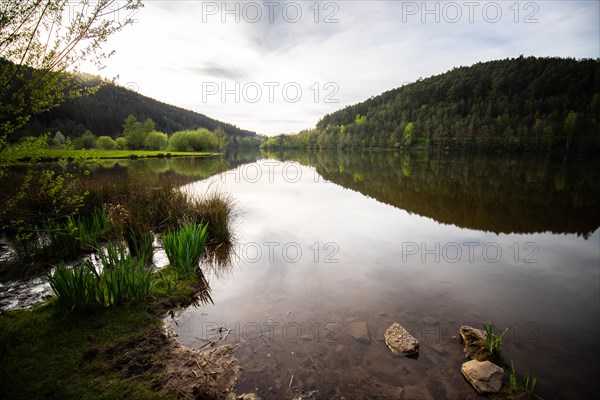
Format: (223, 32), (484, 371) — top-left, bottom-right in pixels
(163, 150), (599, 400)
(4, 150), (598, 399)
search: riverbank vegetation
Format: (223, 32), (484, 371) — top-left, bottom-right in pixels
(262, 57), (600, 153)
(0, 158), (235, 280)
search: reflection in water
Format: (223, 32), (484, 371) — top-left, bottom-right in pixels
(87, 150), (262, 185)
(169, 154), (599, 400)
(265, 149), (600, 236)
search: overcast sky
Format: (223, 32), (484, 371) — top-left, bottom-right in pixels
(95, 0), (600, 135)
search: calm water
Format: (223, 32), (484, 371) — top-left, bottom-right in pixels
(163, 151), (600, 400)
(11, 151), (597, 399)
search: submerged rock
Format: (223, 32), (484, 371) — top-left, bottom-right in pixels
(347, 321), (371, 344)
(460, 325), (489, 360)
(384, 323), (419, 356)
(461, 359), (503, 394)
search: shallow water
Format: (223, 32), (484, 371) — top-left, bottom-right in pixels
(169, 152), (600, 400)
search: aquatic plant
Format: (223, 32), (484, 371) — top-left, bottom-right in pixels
(99, 243), (154, 305)
(47, 261), (103, 313)
(509, 360), (537, 393)
(48, 242), (154, 313)
(162, 223), (208, 278)
(483, 322), (509, 358)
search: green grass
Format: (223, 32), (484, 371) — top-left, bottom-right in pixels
(5, 148), (213, 162)
(483, 322), (509, 359)
(509, 360), (538, 393)
(47, 261), (104, 313)
(162, 223), (208, 278)
(0, 300), (171, 399)
(1, 265), (206, 399)
(48, 243), (154, 313)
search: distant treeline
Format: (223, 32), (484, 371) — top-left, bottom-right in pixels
(263, 57), (600, 153)
(12, 72), (262, 148)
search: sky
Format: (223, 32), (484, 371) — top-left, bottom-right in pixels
(93, 0), (600, 135)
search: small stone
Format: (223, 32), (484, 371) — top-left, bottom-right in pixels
(461, 359), (503, 394)
(391, 386), (404, 399)
(347, 321), (371, 344)
(377, 311), (388, 317)
(384, 323), (419, 356)
(300, 335), (312, 342)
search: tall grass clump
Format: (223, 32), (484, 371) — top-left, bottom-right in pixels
(162, 223), (208, 278)
(483, 322), (509, 359)
(99, 243), (154, 304)
(47, 261), (104, 313)
(48, 243), (154, 313)
(193, 191), (235, 243)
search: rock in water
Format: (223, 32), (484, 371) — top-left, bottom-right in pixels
(347, 321), (371, 344)
(460, 325), (489, 360)
(384, 323), (419, 356)
(461, 359), (504, 394)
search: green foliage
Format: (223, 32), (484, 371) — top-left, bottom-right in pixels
(73, 130), (97, 150)
(48, 261), (104, 313)
(143, 130), (169, 150)
(509, 360), (537, 393)
(123, 115), (156, 150)
(96, 135), (117, 150)
(265, 57), (600, 152)
(168, 128), (220, 151)
(213, 127), (229, 150)
(483, 322), (509, 358)
(48, 242), (154, 313)
(115, 137), (128, 150)
(162, 223), (208, 278)
(99, 243), (154, 305)
(403, 122), (415, 148)
(0, 1), (143, 137)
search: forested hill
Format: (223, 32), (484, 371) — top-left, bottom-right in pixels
(264, 57), (600, 152)
(15, 77), (257, 140)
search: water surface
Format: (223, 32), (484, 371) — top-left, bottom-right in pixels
(170, 151), (600, 400)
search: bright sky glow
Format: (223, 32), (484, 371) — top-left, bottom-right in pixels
(92, 0), (600, 135)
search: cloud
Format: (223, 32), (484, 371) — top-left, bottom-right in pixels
(96, 0), (600, 136)
(186, 63), (248, 80)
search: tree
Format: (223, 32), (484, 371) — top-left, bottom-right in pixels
(213, 127), (229, 150)
(73, 130), (97, 149)
(0, 0), (144, 141)
(97, 135), (116, 149)
(403, 122), (414, 148)
(123, 115), (154, 150)
(563, 111), (578, 150)
(144, 131), (168, 150)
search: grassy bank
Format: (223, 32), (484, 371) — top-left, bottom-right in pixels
(5, 149), (213, 162)
(0, 268), (208, 399)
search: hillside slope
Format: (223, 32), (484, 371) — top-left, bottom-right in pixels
(15, 77), (257, 141)
(264, 57), (600, 152)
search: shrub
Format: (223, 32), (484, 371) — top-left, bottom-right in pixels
(115, 137), (127, 150)
(144, 131), (168, 150)
(96, 135), (116, 150)
(168, 128), (219, 152)
(73, 130), (97, 150)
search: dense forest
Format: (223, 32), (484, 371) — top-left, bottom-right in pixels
(266, 149), (600, 236)
(263, 57), (600, 153)
(9, 68), (260, 147)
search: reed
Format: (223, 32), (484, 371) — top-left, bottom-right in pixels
(162, 223), (208, 278)
(47, 261), (103, 313)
